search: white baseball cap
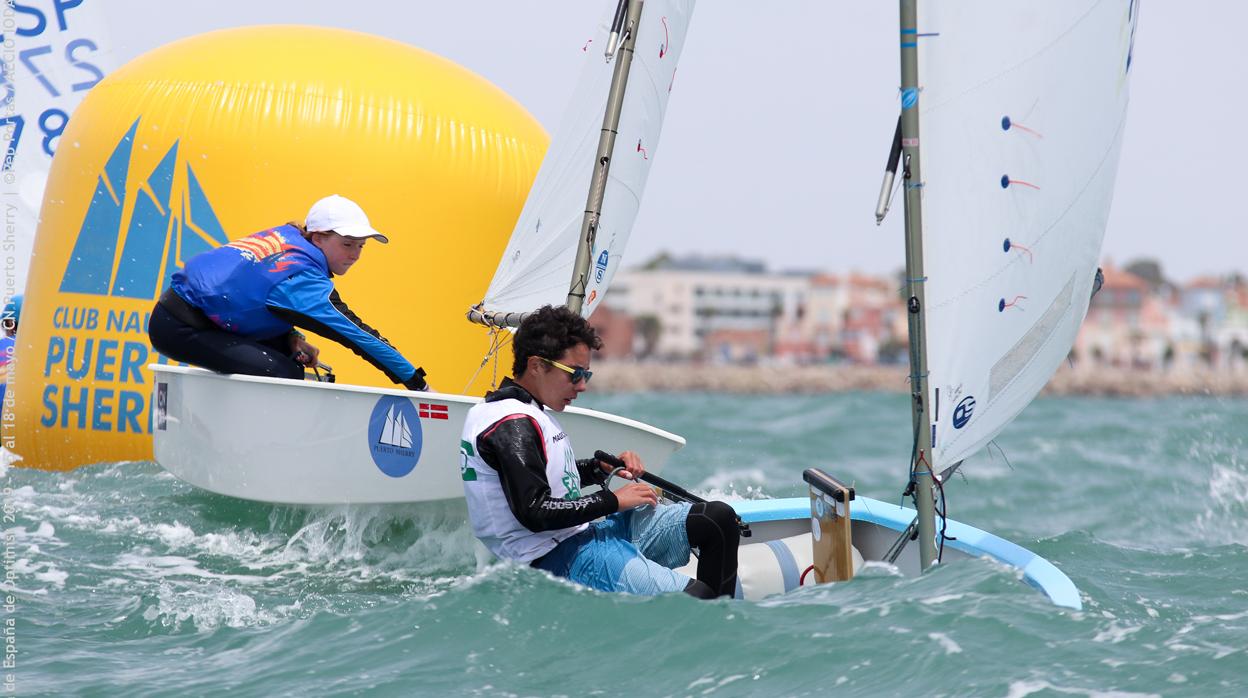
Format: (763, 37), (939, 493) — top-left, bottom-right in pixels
(305, 195), (390, 243)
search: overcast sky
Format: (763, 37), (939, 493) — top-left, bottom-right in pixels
(100, 0), (1243, 282)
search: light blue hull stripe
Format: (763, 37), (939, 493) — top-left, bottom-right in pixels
(731, 496), (1081, 610)
(765, 540), (801, 592)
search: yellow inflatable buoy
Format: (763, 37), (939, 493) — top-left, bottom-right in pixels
(9, 26), (547, 470)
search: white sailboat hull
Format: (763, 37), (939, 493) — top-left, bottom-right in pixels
(700, 498), (1080, 609)
(149, 365), (685, 505)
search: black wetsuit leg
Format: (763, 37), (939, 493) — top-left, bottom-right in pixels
(148, 302), (304, 380)
(686, 501), (741, 598)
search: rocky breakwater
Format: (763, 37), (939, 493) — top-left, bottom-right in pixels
(592, 361), (1248, 397)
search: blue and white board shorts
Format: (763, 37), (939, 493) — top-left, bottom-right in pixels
(533, 502), (694, 596)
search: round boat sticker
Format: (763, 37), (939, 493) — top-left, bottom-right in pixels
(952, 395), (976, 429)
(368, 396), (423, 477)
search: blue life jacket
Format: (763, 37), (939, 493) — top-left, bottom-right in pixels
(171, 224), (417, 384)
(173, 225), (320, 338)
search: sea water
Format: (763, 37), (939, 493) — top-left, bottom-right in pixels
(6, 393), (1247, 697)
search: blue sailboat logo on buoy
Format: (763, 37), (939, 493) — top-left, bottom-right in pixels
(59, 117), (230, 300)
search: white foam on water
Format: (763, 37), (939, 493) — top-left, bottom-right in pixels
(459, 560), (542, 591)
(13, 557), (67, 589)
(1194, 460), (1248, 544)
(856, 560), (905, 577)
(140, 581), (279, 632)
(1209, 460), (1248, 497)
(34, 567), (69, 586)
(920, 593), (965, 605)
(686, 676), (715, 690)
(697, 469), (769, 499)
(1209, 462), (1248, 505)
(114, 551), (271, 584)
(16, 482), (294, 575)
(680, 672), (749, 695)
(1006, 679), (1160, 698)
(150, 521), (275, 563)
(472, 539), (493, 572)
(152, 522), (197, 548)
(2, 517), (70, 592)
(1099, 658), (1128, 669)
(1164, 610), (1244, 661)
(927, 631), (962, 655)
(12, 467), (493, 621)
(4, 520), (62, 546)
(275, 503), (479, 577)
(1092, 621), (1143, 644)
(98, 516), (143, 534)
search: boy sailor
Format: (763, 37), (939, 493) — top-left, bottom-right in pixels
(460, 305), (739, 598)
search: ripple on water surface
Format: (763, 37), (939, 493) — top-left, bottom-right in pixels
(5, 394), (1248, 696)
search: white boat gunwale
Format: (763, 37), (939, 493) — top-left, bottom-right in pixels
(149, 364), (687, 447)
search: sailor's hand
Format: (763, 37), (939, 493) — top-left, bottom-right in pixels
(614, 482), (658, 511)
(291, 337), (320, 366)
(606, 450), (646, 480)
(402, 367), (430, 392)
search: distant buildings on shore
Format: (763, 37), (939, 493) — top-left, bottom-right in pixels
(1077, 263), (1248, 372)
(593, 254), (1248, 372)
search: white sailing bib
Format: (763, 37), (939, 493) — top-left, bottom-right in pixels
(461, 397), (585, 562)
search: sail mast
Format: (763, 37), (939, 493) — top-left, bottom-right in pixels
(898, 0), (938, 570)
(565, 0), (644, 315)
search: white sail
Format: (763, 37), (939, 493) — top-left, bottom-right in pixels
(481, 0), (695, 319)
(7, 3), (118, 291)
(918, 0), (1137, 466)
